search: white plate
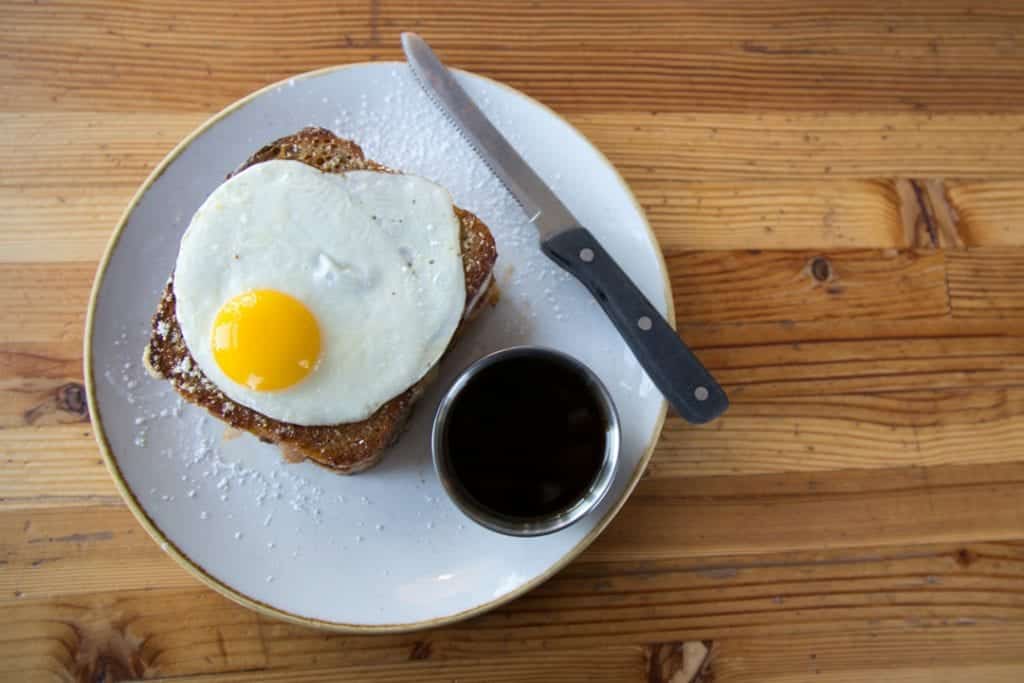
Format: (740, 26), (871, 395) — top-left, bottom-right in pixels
(86, 63), (671, 631)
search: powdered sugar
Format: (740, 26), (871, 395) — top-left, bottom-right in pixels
(172, 356), (193, 376)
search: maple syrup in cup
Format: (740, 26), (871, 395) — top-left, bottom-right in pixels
(433, 347), (619, 536)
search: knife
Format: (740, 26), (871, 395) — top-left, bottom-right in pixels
(402, 33), (728, 424)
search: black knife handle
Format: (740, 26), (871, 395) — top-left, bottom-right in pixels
(542, 227), (728, 424)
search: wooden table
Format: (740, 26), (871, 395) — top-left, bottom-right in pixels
(4, 2), (1024, 681)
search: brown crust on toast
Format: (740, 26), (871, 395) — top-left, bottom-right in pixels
(144, 128), (497, 474)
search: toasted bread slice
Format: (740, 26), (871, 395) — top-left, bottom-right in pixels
(143, 127), (498, 474)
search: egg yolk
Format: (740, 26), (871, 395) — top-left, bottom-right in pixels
(211, 289), (321, 391)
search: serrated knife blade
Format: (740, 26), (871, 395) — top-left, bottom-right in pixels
(402, 32), (728, 424)
(401, 32), (577, 240)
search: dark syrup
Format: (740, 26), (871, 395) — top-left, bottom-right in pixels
(444, 355), (607, 519)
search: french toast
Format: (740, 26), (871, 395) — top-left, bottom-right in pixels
(143, 127), (498, 474)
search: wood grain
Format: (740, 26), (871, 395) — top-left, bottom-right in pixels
(575, 112), (1024, 180)
(669, 249), (949, 323)
(948, 248), (1024, 318)
(593, 462), (1024, 561)
(639, 179), (905, 250)
(7, 381), (1024, 505)
(7, 462), (1024, 605)
(704, 322), (1024, 400)
(3, 540), (1023, 680)
(0, 264), (92, 346)
(4, 112), (1024, 266)
(711, 627), (1024, 682)
(5, 1), (1024, 681)
(5, 1), (1024, 114)
(145, 653), (649, 683)
(3, 319), (1023, 515)
(948, 180), (1024, 246)
(656, 387), (1024, 477)
(5, 111), (1019, 185)
(4, 315), (1024, 507)
(0, 426), (115, 509)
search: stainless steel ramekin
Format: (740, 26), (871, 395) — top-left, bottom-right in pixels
(432, 346), (620, 537)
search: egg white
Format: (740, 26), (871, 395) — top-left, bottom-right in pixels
(173, 160), (465, 425)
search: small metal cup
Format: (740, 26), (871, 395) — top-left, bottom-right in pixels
(432, 346), (620, 537)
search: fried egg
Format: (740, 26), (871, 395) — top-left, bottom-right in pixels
(173, 160), (465, 425)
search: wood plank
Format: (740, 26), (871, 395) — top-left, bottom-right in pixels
(655, 387), (1024, 477)
(0, 188), (133, 264)
(948, 180), (1024, 246)
(593, 463), (1024, 561)
(0, 111), (196, 262)
(1, 343), (88, 430)
(0, 264), (92, 345)
(3, 112), (1024, 263)
(0, 251), (959, 351)
(0, 257), (992, 357)
(698, 321), (1024, 470)
(724, 665), (1022, 683)
(5, 379), (1024, 509)
(1, 505), (192, 600)
(0, 252), (970, 352)
(4, 1), (1024, 114)
(5, 378), (1024, 509)
(0, 174), (913, 262)
(6, 462), (1024, 603)
(1, 178), (910, 262)
(658, 319), (1024, 475)
(2, 176), (910, 263)
(2, 541), (1022, 679)
(948, 248), (1024, 318)
(0, 425), (116, 507)
(6, 169), (1020, 264)
(0, 114), (198, 191)
(689, 318), (1024, 399)
(140, 652), (648, 683)
(5, 112), (1023, 186)
(573, 112), (1024, 180)
(669, 249), (949, 323)
(146, 663), (1024, 683)
(4, 316), (1024, 513)
(639, 179), (905, 250)
(710, 628), (1024, 682)
(139, 634), (1024, 683)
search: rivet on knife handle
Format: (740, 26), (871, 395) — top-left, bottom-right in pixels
(542, 228), (728, 424)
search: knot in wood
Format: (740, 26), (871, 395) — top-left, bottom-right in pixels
(955, 548), (977, 567)
(56, 382), (88, 418)
(810, 257), (832, 282)
(409, 640), (433, 660)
